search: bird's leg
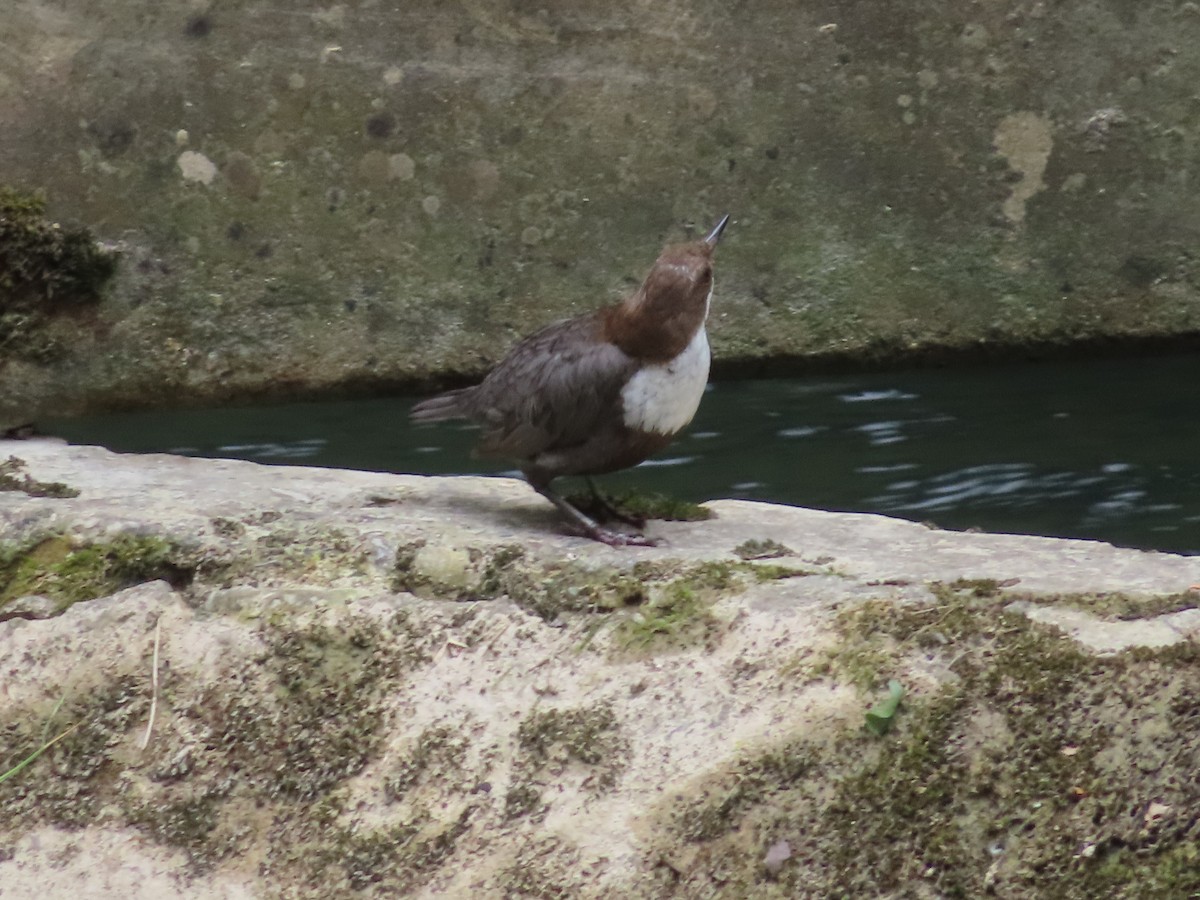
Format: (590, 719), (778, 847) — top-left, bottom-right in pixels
(527, 476), (658, 547)
(585, 477), (647, 529)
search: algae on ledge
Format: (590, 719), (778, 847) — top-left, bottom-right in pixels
(0, 533), (192, 612)
(393, 543), (810, 650)
(656, 585), (1200, 898)
(505, 702), (629, 821)
(0, 456), (78, 499)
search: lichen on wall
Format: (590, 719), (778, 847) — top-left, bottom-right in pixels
(3, 0), (1200, 422)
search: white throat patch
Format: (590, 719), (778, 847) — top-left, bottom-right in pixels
(620, 325), (711, 435)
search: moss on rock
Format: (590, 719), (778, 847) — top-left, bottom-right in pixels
(610, 560), (809, 656)
(383, 724), (470, 801)
(505, 702), (628, 821)
(394, 542), (811, 650)
(0, 605), (449, 895)
(0, 187), (116, 364)
(563, 487), (714, 524)
(652, 585), (1200, 898)
(0, 456), (79, 498)
(1014, 588), (1200, 622)
(0, 532), (192, 611)
(308, 802), (478, 894)
(0, 674), (147, 827)
(733, 538), (794, 560)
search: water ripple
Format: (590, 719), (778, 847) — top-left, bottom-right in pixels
(857, 463), (919, 474)
(637, 456), (696, 468)
(217, 440), (327, 459)
(856, 421), (907, 446)
(870, 464), (1114, 513)
(839, 389), (919, 403)
(778, 425), (827, 438)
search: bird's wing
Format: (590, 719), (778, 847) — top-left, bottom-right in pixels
(465, 314), (637, 460)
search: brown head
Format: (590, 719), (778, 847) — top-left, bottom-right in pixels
(603, 215), (730, 363)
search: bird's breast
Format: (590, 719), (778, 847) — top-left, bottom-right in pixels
(619, 326), (710, 436)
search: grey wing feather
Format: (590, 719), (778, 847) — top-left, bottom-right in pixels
(463, 315), (636, 460)
(410, 387), (473, 423)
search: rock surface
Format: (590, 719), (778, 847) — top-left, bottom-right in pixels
(2, 439), (1200, 897)
(5, 2), (1200, 424)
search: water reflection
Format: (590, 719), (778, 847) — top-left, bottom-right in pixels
(778, 425), (826, 438)
(41, 353), (1200, 554)
(855, 421), (908, 446)
(215, 439), (327, 460)
(636, 456), (697, 468)
(838, 389), (919, 403)
(868, 463), (1110, 512)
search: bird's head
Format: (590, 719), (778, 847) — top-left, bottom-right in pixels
(606, 215), (730, 363)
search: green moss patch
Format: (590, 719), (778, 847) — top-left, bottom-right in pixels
(673, 739), (818, 845)
(934, 577), (1200, 623)
(0, 609), (446, 889)
(394, 540), (645, 619)
(1015, 588), (1200, 621)
(251, 525), (371, 585)
(505, 702), (628, 820)
(0, 456), (79, 498)
(249, 622), (408, 799)
(396, 544), (809, 633)
(0, 675), (147, 827)
(126, 791), (236, 873)
(610, 560), (808, 656)
(613, 578), (716, 652)
(608, 560), (778, 654)
(316, 803), (478, 893)
(384, 724), (470, 801)
(0, 187), (117, 363)
(652, 586), (1200, 898)
(179, 522), (382, 595)
(564, 487), (714, 523)
(0, 532), (193, 611)
(734, 538), (794, 560)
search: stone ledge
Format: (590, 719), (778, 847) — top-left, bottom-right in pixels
(1, 439), (1199, 898)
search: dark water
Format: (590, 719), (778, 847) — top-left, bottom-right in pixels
(42, 354), (1200, 554)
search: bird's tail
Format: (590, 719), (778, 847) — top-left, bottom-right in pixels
(410, 387), (474, 423)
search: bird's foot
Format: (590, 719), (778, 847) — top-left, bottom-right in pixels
(585, 525), (660, 547)
(531, 478), (660, 548)
(562, 521), (660, 546)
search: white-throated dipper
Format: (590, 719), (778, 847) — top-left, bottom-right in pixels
(412, 214), (730, 546)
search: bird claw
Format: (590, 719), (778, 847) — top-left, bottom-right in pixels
(534, 481), (660, 547)
(592, 528), (660, 548)
(560, 521), (660, 547)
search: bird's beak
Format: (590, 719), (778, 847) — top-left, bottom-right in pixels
(704, 214), (731, 246)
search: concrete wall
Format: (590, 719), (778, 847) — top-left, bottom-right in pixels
(3, 0), (1200, 422)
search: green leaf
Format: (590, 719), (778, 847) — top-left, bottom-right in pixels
(865, 679), (904, 736)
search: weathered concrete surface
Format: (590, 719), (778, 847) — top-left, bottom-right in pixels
(2, 439), (1200, 897)
(4, 2), (1200, 426)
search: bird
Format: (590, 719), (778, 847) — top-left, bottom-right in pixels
(411, 214), (730, 546)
